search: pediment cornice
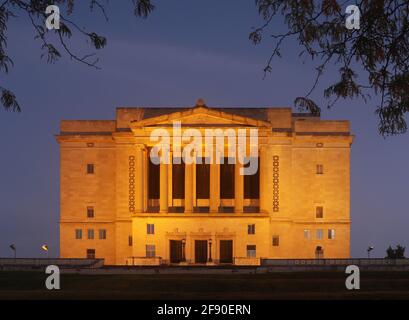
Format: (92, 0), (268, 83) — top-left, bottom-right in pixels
(130, 106), (272, 128)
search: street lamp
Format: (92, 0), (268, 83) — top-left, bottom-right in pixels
(9, 244), (16, 260)
(367, 246), (374, 258)
(41, 244), (49, 258)
(208, 238), (213, 263)
(181, 239), (186, 262)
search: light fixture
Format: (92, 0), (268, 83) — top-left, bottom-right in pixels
(367, 246), (374, 258)
(9, 244), (16, 259)
(42, 244), (49, 258)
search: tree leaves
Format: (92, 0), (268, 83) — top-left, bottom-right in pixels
(133, 0), (155, 18)
(253, 0), (409, 135)
(294, 97), (320, 115)
(386, 244), (406, 259)
(88, 32), (107, 50)
(0, 88), (20, 112)
(0, 0), (132, 113)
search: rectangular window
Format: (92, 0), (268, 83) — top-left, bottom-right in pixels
(75, 229), (82, 240)
(220, 157), (235, 199)
(172, 158), (185, 199)
(244, 157), (260, 199)
(86, 249), (95, 259)
(316, 206), (324, 218)
(148, 152), (160, 199)
(87, 229), (94, 239)
(87, 206), (94, 218)
(272, 236), (280, 247)
(196, 158), (210, 199)
(316, 164), (324, 174)
(147, 224), (155, 235)
(146, 245), (156, 258)
(87, 163), (94, 174)
(247, 224), (256, 235)
(316, 229), (323, 240)
(247, 245), (256, 258)
(128, 236), (133, 246)
(99, 229), (107, 240)
(328, 229), (336, 240)
(304, 229), (311, 240)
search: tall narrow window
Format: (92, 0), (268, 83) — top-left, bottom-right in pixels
(87, 229), (94, 239)
(146, 245), (156, 258)
(328, 229), (336, 240)
(304, 229), (311, 240)
(148, 153), (160, 199)
(247, 224), (256, 235)
(316, 164), (324, 174)
(316, 206), (324, 218)
(244, 157), (260, 199)
(220, 157), (235, 199)
(87, 163), (94, 174)
(247, 245), (256, 258)
(87, 206), (94, 218)
(316, 229), (323, 240)
(196, 157), (210, 199)
(272, 236), (280, 247)
(172, 157), (185, 199)
(99, 229), (107, 240)
(75, 229), (82, 240)
(147, 224), (155, 235)
(128, 236), (133, 246)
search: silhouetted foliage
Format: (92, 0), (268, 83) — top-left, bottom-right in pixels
(250, 0), (409, 136)
(3, 0), (409, 137)
(385, 244), (406, 259)
(0, 0), (154, 112)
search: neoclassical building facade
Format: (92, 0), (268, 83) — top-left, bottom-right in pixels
(56, 101), (353, 265)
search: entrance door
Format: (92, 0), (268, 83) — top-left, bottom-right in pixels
(170, 240), (183, 263)
(195, 240), (208, 263)
(219, 240), (233, 263)
(315, 246), (324, 259)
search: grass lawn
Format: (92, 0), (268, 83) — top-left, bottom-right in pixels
(0, 270), (408, 299)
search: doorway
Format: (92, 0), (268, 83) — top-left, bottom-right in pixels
(195, 240), (208, 263)
(315, 246), (324, 259)
(219, 240), (233, 263)
(170, 240), (183, 263)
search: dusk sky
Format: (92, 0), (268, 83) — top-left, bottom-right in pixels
(0, 0), (407, 258)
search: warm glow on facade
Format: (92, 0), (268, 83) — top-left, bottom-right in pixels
(56, 103), (353, 265)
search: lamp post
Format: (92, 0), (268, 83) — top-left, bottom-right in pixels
(208, 238), (212, 263)
(181, 239), (186, 262)
(9, 244), (16, 260)
(41, 244), (49, 258)
(367, 246), (374, 259)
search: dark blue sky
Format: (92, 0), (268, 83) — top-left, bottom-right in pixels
(0, 1), (407, 258)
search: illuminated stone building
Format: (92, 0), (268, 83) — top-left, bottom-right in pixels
(56, 100), (353, 265)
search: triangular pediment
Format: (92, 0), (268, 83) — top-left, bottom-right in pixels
(131, 106), (271, 128)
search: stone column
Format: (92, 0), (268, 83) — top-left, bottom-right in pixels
(160, 161), (168, 213)
(234, 161), (244, 213)
(184, 162), (194, 213)
(135, 145), (144, 213)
